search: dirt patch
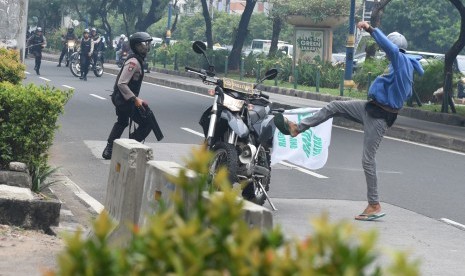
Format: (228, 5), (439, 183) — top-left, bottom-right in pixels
(0, 224), (64, 276)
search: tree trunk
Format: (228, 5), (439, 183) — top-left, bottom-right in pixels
(366, 0), (392, 59)
(268, 16), (283, 58)
(135, 0), (170, 32)
(228, 0), (256, 70)
(201, 0), (213, 49)
(442, 0), (465, 113)
(170, 0), (180, 35)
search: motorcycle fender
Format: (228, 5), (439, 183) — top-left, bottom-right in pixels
(220, 110), (249, 138)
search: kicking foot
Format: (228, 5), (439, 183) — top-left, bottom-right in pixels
(274, 113), (299, 137)
(355, 203), (385, 221)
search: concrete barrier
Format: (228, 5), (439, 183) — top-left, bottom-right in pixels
(138, 160), (273, 230)
(103, 139), (153, 244)
(103, 140), (273, 244)
(138, 161), (197, 226)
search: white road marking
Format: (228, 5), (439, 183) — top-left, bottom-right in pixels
(90, 94), (106, 100)
(62, 85), (74, 89)
(181, 127), (329, 178)
(440, 218), (465, 231)
(279, 161), (328, 179)
(181, 127), (204, 137)
(25, 71), (30, 75)
(39, 77), (51, 82)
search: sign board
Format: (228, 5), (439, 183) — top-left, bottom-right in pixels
(295, 29), (325, 64)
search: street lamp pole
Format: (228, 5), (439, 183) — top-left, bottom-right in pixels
(166, 0), (172, 45)
(344, 0), (356, 88)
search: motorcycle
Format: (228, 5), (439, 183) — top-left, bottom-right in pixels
(116, 51), (128, 68)
(69, 50), (104, 78)
(186, 41), (281, 209)
(64, 40), (76, 67)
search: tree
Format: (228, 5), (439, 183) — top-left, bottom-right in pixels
(109, 0), (169, 33)
(442, 0), (465, 113)
(228, 0), (257, 70)
(365, 0), (393, 59)
(200, 0), (213, 49)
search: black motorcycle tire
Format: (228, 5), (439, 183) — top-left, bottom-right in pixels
(208, 142), (239, 189)
(93, 60), (104, 77)
(241, 148), (271, 206)
(69, 53), (80, 77)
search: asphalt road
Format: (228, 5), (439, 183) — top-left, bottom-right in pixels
(23, 58), (465, 226)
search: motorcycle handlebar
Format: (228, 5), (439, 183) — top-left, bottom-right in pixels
(185, 66), (203, 75)
(260, 92), (269, 99)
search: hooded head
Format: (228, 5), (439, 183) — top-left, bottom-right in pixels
(387, 32), (408, 53)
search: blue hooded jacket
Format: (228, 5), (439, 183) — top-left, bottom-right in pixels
(368, 28), (424, 110)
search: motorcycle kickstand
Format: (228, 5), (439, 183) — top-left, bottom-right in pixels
(256, 181), (277, 211)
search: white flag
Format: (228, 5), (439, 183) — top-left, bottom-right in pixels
(271, 108), (333, 170)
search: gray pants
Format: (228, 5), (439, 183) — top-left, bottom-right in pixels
(298, 100), (388, 205)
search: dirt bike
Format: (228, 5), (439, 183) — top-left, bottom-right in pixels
(64, 40), (76, 67)
(186, 41), (281, 209)
(69, 50), (104, 78)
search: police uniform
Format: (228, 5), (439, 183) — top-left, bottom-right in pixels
(106, 54), (151, 147)
(80, 36), (94, 80)
(27, 31), (47, 75)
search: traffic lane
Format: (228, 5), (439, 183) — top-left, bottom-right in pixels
(269, 125), (465, 224)
(24, 59), (465, 224)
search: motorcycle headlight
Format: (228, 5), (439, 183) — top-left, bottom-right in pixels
(68, 41), (75, 47)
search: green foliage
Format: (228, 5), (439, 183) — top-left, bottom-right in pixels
(274, 0), (350, 21)
(413, 60), (445, 102)
(30, 164), (61, 193)
(353, 58), (390, 91)
(0, 83), (73, 170)
(51, 147), (420, 276)
(0, 49), (25, 84)
(382, 0), (463, 54)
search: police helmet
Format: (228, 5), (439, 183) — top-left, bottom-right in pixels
(36, 27), (42, 32)
(120, 34), (126, 39)
(129, 32), (153, 53)
(84, 29), (89, 34)
(387, 32), (408, 51)
(68, 27), (74, 32)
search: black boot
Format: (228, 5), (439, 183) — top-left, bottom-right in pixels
(102, 123), (127, 159)
(57, 63), (61, 67)
(83, 74), (87, 81)
(102, 143), (113, 160)
(79, 72), (84, 79)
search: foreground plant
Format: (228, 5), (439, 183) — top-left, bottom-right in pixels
(49, 146), (419, 275)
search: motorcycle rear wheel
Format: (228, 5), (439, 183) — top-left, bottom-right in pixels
(208, 142), (239, 189)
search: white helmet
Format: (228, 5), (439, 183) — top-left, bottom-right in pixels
(387, 32), (408, 51)
(120, 34), (126, 39)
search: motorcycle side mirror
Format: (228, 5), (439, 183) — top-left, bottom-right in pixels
(193, 41), (207, 54)
(264, 68), (278, 80)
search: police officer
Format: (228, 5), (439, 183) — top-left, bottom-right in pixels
(91, 29), (105, 69)
(57, 27), (77, 67)
(79, 29), (93, 81)
(102, 32), (153, 160)
(27, 27), (47, 75)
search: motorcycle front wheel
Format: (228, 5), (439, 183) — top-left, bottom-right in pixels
(69, 54), (80, 77)
(208, 142), (239, 190)
(93, 60), (104, 77)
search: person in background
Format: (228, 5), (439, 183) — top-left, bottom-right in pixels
(274, 21), (424, 221)
(27, 27), (47, 75)
(91, 29), (106, 68)
(57, 27), (77, 67)
(115, 34), (126, 62)
(79, 29), (93, 81)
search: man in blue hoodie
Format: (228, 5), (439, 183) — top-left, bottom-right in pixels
(274, 21), (424, 221)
